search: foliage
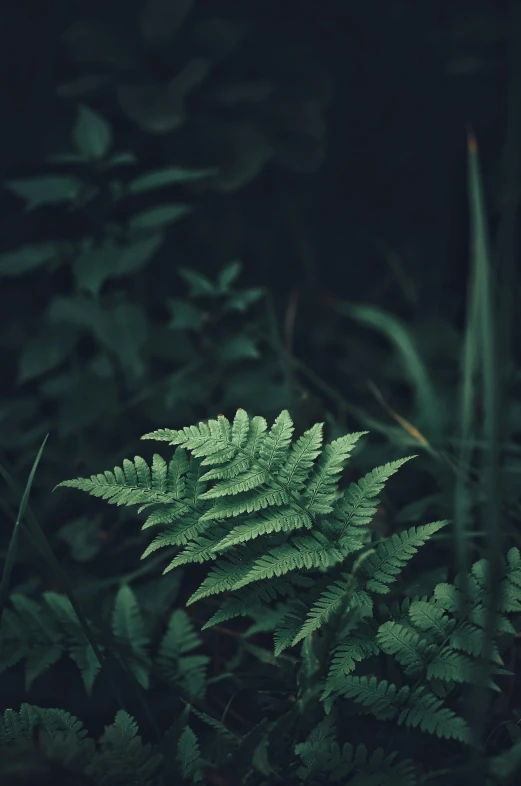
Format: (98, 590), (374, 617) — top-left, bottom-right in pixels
(9, 407), (510, 783)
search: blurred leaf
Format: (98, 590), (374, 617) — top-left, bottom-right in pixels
(194, 120), (273, 193)
(167, 299), (205, 331)
(217, 260), (242, 291)
(18, 327), (76, 383)
(217, 335), (260, 363)
(333, 302), (440, 436)
(101, 303), (149, 378)
(107, 152), (137, 167)
(177, 268), (215, 296)
(129, 204), (191, 230)
(0, 244), (59, 276)
(139, 0), (195, 47)
(56, 516), (102, 562)
(49, 297), (149, 377)
(117, 83), (186, 134)
(49, 295), (102, 331)
(128, 166), (216, 194)
(73, 105), (113, 160)
(73, 235), (163, 296)
(4, 176), (84, 210)
(224, 288), (265, 312)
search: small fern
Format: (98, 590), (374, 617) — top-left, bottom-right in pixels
(0, 585), (208, 698)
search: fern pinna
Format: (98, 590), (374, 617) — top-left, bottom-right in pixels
(57, 409), (521, 747)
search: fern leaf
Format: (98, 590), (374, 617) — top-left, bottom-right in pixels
(273, 605), (308, 656)
(230, 533), (345, 592)
(112, 585), (151, 689)
(339, 675), (408, 720)
(361, 521), (447, 594)
(187, 551), (259, 604)
(212, 510), (311, 551)
(407, 599), (455, 640)
(56, 456), (179, 508)
(376, 621), (434, 676)
(177, 726), (204, 780)
(277, 421), (323, 493)
(303, 431), (367, 515)
(202, 577), (305, 628)
(257, 409), (294, 470)
(199, 414), (268, 481)
(334, 457), (416, 534)
(200, 486), (290, 513)
(398, 687), (471, 742)
(322, 636), (379, 700)
(292, 574), (372, 647)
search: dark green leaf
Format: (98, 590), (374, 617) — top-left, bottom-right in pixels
(73, 236), (163, 295)
(4, 176), (84, 210)
(73, 105), (113, 160)
(18, 328), (76, 383)
(129, 204), (191, 230)
(128, 166), (216, 194)
(0, 244), (58, 276)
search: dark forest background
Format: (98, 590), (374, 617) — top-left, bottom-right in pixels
(0, 0), (520, 781)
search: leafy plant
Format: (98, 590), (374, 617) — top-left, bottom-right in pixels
(48, 408), (521, 782)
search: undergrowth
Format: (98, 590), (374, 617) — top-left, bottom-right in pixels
(1, 409), (520, 784)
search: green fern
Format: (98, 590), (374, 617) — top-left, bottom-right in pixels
(0, 585), (208, 698)
(56, 409), (521, 750)
(57, 410), (434, 649)
(321, 546), (521, 743)
(0, 704), (164, 785)
(295, 717), (417, 785)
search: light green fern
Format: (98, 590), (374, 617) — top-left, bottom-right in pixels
(57, 410), (438, 652)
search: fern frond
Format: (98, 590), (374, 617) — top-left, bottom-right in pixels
(361, 521), (448, 594)
(376, 621), (434, 676)
(56, 454), (186, 509)
(303, 431), (367, 515)
(322, 633), (379, 700)
(112, 585), (151, 689)
(177, 726), (204, 781)
(398, 687), (471, 742)
(229, 532), (347, 592)
(331, 457), (416, 537)
(156, 609), (209, 699)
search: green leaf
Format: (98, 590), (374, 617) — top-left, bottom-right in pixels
(107, 152), (137, 167)
(129, 203), (191, 230)
(4, 176), (84, 210)
(49, 296), (149, 377)
(0, 244), (58, 276)
(167, 298), (204, 331)
(73, 235), (163, 296)
(224, 287), (265, 312)
(217, 335), (260, 363)
(177, 267), (215, 296)
(73, 105), (113, 160)
(18, 327), (76, 383)
(217, 260), (242, 291)
(128, 166), (216, 194)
